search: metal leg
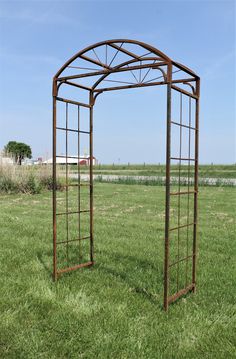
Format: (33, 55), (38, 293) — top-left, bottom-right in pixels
(192, 79), (200, 291)
(89, 92), (94, 263)
(164, 77), (172, 311)
(52, 83), (57, 281)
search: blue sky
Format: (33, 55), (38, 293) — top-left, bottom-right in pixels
(0, 0), (235, 164)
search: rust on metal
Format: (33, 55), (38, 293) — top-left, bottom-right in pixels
(163, 62), (172, 311)
(57, 261), (94, 275)
(52, 39), (200, 311)
(168, 283), (195, 305)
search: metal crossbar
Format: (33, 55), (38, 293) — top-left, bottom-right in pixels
(171, 121), (196, 131)
(63, 183), (91, 188)
(170, 191), (196, 196)
(170, 157), (196, 161)
(56, 210), (90, 216)
(169, 254), (194, 268)
(57, 261), (93, 275)
(170, 222), (195, 232)
(57, 236), (90, 245)
(56, 127), (90, 135)
(56, 97), (91, 108)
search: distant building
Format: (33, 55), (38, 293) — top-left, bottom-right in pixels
(43, 155), (97, 166)
(22, 158), (34, 166)
(33, 157), (43, 165)
(0, 151), (14, 165)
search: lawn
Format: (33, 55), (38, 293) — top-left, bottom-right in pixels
(0, 183), (235, 358)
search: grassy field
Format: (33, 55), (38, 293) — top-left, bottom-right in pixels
(78, 164), (236, 179)
(0, 183), (235, 358)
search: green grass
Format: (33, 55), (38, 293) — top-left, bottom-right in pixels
(0, 183), (235, 358)
(78, 164), (236, 179)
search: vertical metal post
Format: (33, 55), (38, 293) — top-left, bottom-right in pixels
(78, 105), (82, 260)
(89, 91), (94, 263)
(52, 80), (57, 281)
(186, 96), (192, 286)
(176, 92), (183, 292)
(65, 103), (69, 262)
(192, 78), (200, 292)
(164, 63), (172, 311)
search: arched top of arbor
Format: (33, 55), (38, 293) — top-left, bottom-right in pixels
(53, 39), (199, 97)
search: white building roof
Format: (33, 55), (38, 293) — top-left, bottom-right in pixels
(43, 157), (79, 164)
(42, 156), (96, 165)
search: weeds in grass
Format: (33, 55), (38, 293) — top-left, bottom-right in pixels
(95, 175), (235, 187)
(95, 175), (165, 186)
(0, 164), (64, 194)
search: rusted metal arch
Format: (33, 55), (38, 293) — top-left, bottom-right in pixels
(54, 39), (171, 77)
(52, 39), (200, 311)
(54, 39), (198, 96)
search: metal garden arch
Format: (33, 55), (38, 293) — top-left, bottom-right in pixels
(52, 39), (200, 311)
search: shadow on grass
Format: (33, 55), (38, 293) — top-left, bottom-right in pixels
(37, 247), (163, 308)
(37, 251), (52, 278)
(101, 265), (162, 308)
(97, 249), (163, 308)
(100, 249), (161, 272)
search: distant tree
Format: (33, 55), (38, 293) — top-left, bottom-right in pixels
(4, 141), (17, 161)
(4, 141), (32, 165)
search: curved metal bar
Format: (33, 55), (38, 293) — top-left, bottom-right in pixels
(93, 91), (102, 103)
(181, 81), (196, 94)
(143, 65), (167, 83)
(54, 39), (173, 79)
